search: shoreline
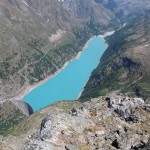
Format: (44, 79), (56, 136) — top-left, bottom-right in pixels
(77, 30), (115, 99)
(8, 31), (115, 102)
(8, 35), (97, 101)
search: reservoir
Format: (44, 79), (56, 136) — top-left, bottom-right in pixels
(24, 36), (107, 111)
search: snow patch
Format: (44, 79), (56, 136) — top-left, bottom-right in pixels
(23, 1), (29, 7)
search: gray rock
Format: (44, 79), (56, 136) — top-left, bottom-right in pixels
(12, 100), (34, 116)
(106, 96), (145, 123)
(6, 94), (149, 150)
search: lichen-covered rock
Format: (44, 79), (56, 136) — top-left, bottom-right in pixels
(21, 95), (150, 150)
(1, 94), (150, 150)
(106, 95), (146, 123)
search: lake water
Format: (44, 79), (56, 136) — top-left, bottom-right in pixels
(24, 36), (107, 111)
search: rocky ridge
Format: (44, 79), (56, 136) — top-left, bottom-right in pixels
(1, 94), (150, 150)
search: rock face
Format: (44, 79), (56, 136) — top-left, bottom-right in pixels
(1, 94), (149, 150)
(12, 100), (34, 116)
(106, 96), (145, 122)
(62, 0), (116, 26)
(98, 0), (150, 19)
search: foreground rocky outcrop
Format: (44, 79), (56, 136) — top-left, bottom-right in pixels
(1, 94), (150, 150)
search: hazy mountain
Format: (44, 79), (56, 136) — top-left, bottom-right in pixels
(61, 0), (117, 26)
(95, 0), (150, 20)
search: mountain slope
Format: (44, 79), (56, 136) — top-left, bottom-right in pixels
(95, 0), (150, 20)
(0, 101), (28, 136)
(62, 0), (118, 27)
(80, 10), (150, 101)
(0, 0), (75, 100)
(0, 0), (119, 101)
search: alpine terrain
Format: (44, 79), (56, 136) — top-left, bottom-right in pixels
(0, 0), (150, 150)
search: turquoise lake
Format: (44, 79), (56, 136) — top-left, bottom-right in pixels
(24, 36), (107, 111)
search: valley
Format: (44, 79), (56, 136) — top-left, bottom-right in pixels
(0, 0), (150, 150)
(23, 35), (107, 111)
(81, 10), (150, 102)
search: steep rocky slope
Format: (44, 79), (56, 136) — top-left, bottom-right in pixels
(95, 0), (150, 20)
(0, 100), (33, 136)
(1, 94), (150, 149)
(62, 0), (118, 27)
(81, 10), (150, 102)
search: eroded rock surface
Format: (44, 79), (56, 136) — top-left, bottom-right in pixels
(21, 95), (150, 150)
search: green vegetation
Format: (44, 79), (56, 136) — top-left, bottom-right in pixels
(0, 102), (26, 136)
(80, 11), (150, 102)
(27, 26), (93, 84)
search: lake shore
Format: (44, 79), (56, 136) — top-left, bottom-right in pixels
(9, 31), (115, 101)
(77, 30), (115, 99)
